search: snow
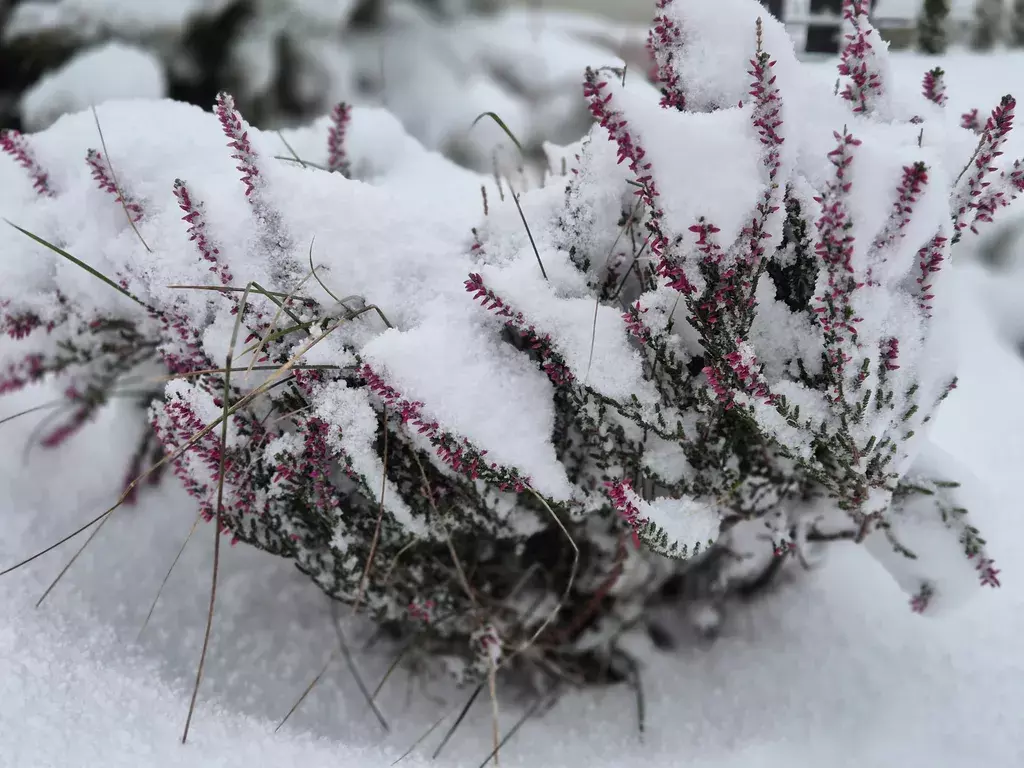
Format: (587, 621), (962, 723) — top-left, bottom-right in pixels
(476, 249), (656, 404)
(312, 381), (425, 537)
(19, 42), (167, 132)
(643, 495), (720, 553)
(4, 0), (233, 40)
(614, 84), (767, 249)
(3, 23), (1024, 768)
(875, 0), (978, 22)
(362, 298), (574, 501)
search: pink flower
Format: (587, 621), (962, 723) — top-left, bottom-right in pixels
(214, 92), (260, 198)
(647, 0), (685, 111)
(0, 130), (54, 197)
(922, 67), (947, 107)
(881, 337), (900, 371)
(605, 479), (648, 548)
(327, 103), (352, 177)
(961, 108), (982, 134)
(838, 0), (886, 115)
(873, 163), (929, 253)
(952, 96), (1017, 241)
(910, 582), (934, 613)
(915, 234), (948, 317)
(408, 598), (436, 623)
(174, 179), (233, 285)
(86, 149), (144, 222)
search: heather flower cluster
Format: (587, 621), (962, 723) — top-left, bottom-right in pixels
(0, 0), (1014, 689)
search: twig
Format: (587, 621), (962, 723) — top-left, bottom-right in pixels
(244, 270), (315, 379)
(371, 638), (416, 701)
(487, 659), (501, 766)
(411, 451), (477, 607)
(516, 491), (578, 651)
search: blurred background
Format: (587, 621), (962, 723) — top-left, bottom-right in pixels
(0, 0), (1016, 257)
(0, 1), (989, 162)
(552, 0), (651, 20)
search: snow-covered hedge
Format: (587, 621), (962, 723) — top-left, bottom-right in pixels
(0, 0), (1015, 686)
(2, 0), (646, 173)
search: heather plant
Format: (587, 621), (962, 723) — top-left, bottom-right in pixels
(0, 0), (1014, 731)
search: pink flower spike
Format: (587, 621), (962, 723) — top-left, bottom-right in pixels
(327, 102), (352, 177)
(1, 130), (54, 197)
(838, 0), (887, 116)
(961, 108), (982, 134)
(976, 557), (1001, 588)
(914, 233), (948, 317)
(647, 0), (686, 111)
(214, 91), (260, 198)
(910, 583), (933, 614)
(408, 598), (436, 623)
(86, 149), (144, 222)
(605, 479), (648, 549)
(812, 129), (863, 387)
(173, 179), (233, 285)
(361, 363), (532, 492)
(922, 67), (947, 107)
(952, 95), (1017, 241)
(873, 162), (929, 253)
(881, 337), (900, 371)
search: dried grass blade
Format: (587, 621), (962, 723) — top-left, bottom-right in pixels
(34, 512), (111, 607)
(137, 510), (203, 640)
(182, 280), (252, 744)
(331, 607), (389, 732)
(431, 683), (484, 760)
(475, 688), (553, 768)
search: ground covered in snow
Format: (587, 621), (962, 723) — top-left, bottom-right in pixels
(2, 51), (1024, 768)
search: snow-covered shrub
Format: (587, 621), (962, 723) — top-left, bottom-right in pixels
(1012, 0), (1024, 46)
(918, 0), (951, 54)
(971, 0), (1005, 50)
(0, 0), (645, 173)
(0, 0), (1013, 687)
